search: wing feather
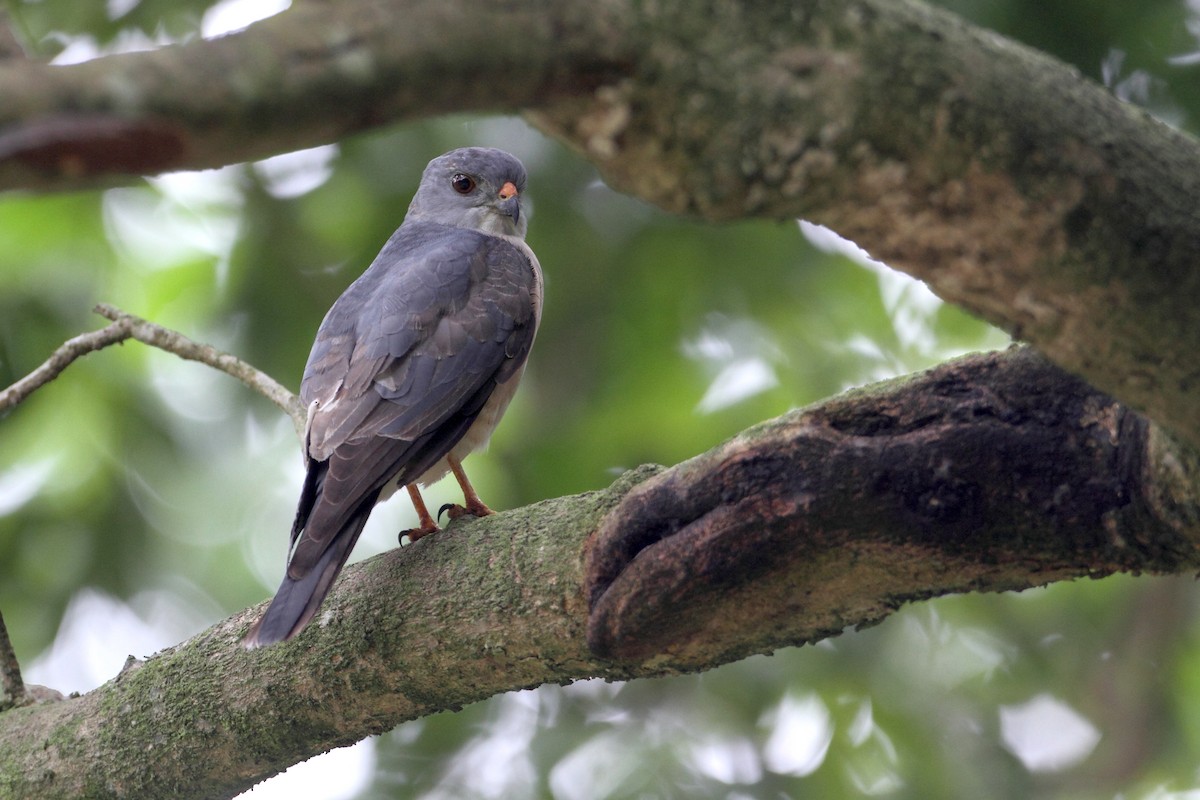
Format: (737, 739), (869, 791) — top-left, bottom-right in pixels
(286, 222), (538, 576)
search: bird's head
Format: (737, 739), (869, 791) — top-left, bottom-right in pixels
(406, 147), (529, 238)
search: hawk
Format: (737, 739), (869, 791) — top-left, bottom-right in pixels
(245, 147), (542, 647)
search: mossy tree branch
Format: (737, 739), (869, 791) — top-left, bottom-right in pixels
(0, 0), (1195, 449)
(0, 349), (1197, 798)
(3, 0), (1200, 796)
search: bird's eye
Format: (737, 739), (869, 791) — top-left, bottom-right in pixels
(451, 173), (476, 194)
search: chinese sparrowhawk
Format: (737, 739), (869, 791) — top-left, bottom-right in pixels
(245, 147), (542, 647)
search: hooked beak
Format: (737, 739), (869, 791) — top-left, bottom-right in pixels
(498, 180), (520, 225)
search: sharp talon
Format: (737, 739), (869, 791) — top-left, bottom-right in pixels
(437, 503), (456, 522)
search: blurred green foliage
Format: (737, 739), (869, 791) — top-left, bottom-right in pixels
(2, 1), (1199, 798)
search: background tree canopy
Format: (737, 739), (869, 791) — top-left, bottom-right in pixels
(2, 0), (1199, 797)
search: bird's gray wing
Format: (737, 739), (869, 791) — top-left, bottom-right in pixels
(286, 223), (538, 578)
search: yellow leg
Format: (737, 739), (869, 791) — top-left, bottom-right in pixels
(447, 455), (494, 519)
(402, 484), (441, 542)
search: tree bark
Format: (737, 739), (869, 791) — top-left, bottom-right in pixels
(0, 349), (1197, 799)
(4, 0), (1200, 796)
(0, 0), (631, 184)
(531, 0), (1200, 452)
(586, 348), (1200, 664)
(0, 0), (1198, 450)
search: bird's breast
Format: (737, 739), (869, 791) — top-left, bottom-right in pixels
(410, 361), (529, 487)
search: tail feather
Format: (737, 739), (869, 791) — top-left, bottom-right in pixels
(243, 508), (373, 648)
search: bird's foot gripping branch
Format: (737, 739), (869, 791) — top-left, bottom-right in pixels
(585, 348), (1200, 669)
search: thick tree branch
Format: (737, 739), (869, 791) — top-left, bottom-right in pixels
(586, 348), (1200, 663)
(0, 349), (1197, 798)
(3, 3), (1200, 795)
(0, 0), (632, 186)
(0, 304), (306, 438)
(3, 0), (1196, 455)
(532, 0), (1200, 452)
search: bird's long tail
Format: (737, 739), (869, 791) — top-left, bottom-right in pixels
(242, 506), (373, 648)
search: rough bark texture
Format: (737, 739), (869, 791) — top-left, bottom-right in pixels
(586, 348), (1200, 665)
(3, 0), (1200, 797)
(1, 351), (1198, 798)
(531, 1), (1200, 452)
(4, 0), (1193, 450)
(0, 0), (632, 185)
(0, 469), (646, 800)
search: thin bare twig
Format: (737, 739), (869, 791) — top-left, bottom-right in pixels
(93, 304), (307, 437)
(0, 303), (306, 438)
(0, 611), (25, 711)
(0, 318), (129, 414)
(0, 306), (305, 714)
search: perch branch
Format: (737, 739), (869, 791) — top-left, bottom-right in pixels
(1, 350), (1199, 797)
